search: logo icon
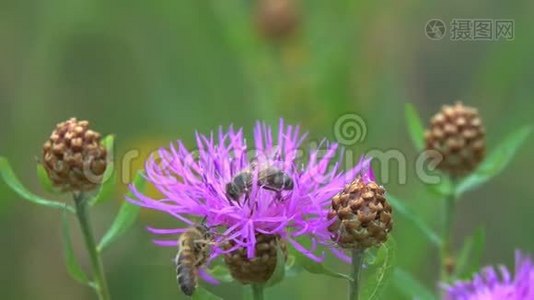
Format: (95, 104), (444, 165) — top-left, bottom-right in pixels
(425, 19), (446, 40)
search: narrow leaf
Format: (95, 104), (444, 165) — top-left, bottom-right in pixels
(265, 245), (286, 287)
(207, 265), (234, 283)
(454, 228), (485, 279)
(284, 254), (301, 277)
(405, 103), (426, 151)
(388, 194), (442, 247)
(97, 171), (145, 252)
(456, 126), (532, 196)
(192, 286), (223, 300)
(61, 208), (90, 285)
(361, 239), (396, 300)
(426, 175), (454, 198)
(292, 247), (352, 281)
(36, 163), (60, 194)
(90, 135), (116, 206)
(393, 268), (436, 300)
(0, 157), (74, 213)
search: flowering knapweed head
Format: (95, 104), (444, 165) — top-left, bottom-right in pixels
(443, 251), (534, 300)
(127, 120), (366, 284)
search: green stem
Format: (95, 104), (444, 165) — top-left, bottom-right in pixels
(251, 284), (265, 300)
(349, 248), (365, 300)
(74, 193), (111, 300)
(440, 177), (458, 283)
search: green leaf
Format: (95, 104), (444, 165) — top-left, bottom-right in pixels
(361, 239), (396, 300)
(284, 254), (301, 277)
(206, 265), (234, 283)
(405, 103), (426, 151)
(388, 194), (442, 247)
(265, 245), (286, 287)
(456, 126), (532, 196)
(36, 163), (60, 194)
(90, 135), (116, 206)
(192, 286), (223, 300)
(61, 208), (91, 285)
(393, 268), (436, 300)
(426, 175), (454, 198)
(454, 228), (485, 279)
(0, 157), (74, 213)
(97, 171), (145, 252)
(292, 246), (352, 281)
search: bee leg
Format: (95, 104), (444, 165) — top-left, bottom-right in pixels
(261, 186), (281, 193)
(261, 186), (284, 201)
(243, 192), (251, 207)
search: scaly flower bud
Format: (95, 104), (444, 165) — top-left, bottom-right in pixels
(42, 118), (107, 192)
(327, 176), (393, 249)
(224, 234), (287, 284)
(424, 102), (485, 176)
(255, 0), (299, 40)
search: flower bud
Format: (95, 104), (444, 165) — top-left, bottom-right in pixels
(255, 0), (299, 40)
(328, 178), (393, 249)
(42, 118), (107, 192)
(424, 102), (485, 176)
(224, 234), (287, 284)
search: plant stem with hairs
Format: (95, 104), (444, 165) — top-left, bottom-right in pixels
(349, 248), (365, 300)
(74, 192), (111, 300)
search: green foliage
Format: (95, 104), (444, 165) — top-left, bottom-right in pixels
(388, 194), (442, 247)
(0, 157), (75, 213)
(291, 246), (352, 281)
(61, 208), (91, 286)
(90, 135), (117, 206)
(36, 163), (60, 194)
(454, 228), (485, 279)
(455, 126), (532, 196)
(265, 245), (287, 287)
(208, 265), (234, 283)
(97, 171), (145, 252)
(393, 268), (436, 300)
(192, 286), (223, 300)
(427, 175), (454, 198)
(361, 239), (396, 300)
(405, 103), (426, 151)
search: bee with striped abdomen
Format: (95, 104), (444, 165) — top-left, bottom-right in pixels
(225, 163), (294, 203)
(175, 224), (213, 296)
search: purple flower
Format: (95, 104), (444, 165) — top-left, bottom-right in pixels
(128, 120), (367, 266)
(444, 251), (534, 300)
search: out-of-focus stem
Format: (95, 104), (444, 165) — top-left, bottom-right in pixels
(74, 192), (111, 300)
(252, 284), (265, 300)
(440, 177), (458, 283)
(349, 248), (365, 300)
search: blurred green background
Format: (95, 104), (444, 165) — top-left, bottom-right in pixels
(1, 0), (533, 299)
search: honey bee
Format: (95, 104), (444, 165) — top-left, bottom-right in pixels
(225, 164), (294, 202)
(258, 166), (294, 192)
(225, 171), (253, 202)
(175, 224), (213, 296)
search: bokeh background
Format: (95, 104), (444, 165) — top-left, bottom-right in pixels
(1, 0), (533, 299)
